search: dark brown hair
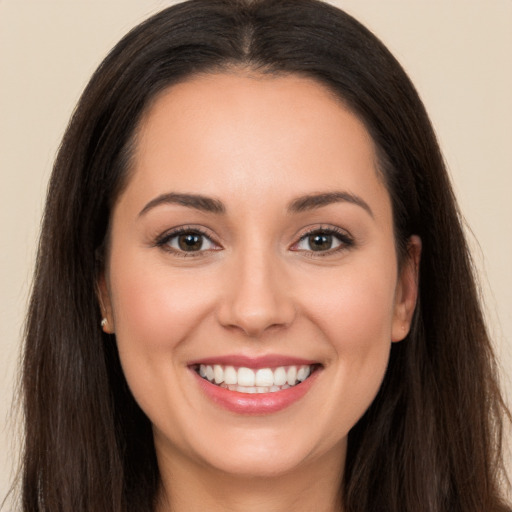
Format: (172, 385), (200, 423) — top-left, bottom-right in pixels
(16, 0), (510, 511)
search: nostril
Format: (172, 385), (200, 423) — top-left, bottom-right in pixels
(216, 297), (296, 337)
(214, 258), (297, 337)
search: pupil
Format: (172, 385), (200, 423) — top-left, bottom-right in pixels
(310, 233), (332, 251)
(178, 233), (202, 251)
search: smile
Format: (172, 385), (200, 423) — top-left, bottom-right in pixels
(195, 364), (315, 394)
(189, 356), (322, 414)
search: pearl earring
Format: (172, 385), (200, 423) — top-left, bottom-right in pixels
(101, 318), (108, 328)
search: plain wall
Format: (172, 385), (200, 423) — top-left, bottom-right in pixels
(1, 0), (511, 504)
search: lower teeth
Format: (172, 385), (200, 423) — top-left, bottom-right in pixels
(218, 383), (292, 394)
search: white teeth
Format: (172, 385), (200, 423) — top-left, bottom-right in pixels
(255, 368), (274, 387)
(239, 386), (257, 393)
(297, 366), (310, 382)
(224, 365), (237, 385)
(273, 367), (287, 386)
(237, 367), (255, 386)
(286, 366), (297, 386)
(213, 364), (224, 384)
(197, 363), (315, 392)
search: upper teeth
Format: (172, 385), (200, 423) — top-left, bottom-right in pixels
(198, 364), (312, 388)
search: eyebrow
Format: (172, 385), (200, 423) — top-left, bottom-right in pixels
(138, 192), (226, 216)
(138, 190), (373, 218)
(288, 191), (374, 218)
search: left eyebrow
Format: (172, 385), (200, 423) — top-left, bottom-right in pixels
(287, 191), (374, 218)
(138, 192), (226, 217)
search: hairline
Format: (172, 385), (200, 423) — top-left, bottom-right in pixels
(103, 65), (401, 263)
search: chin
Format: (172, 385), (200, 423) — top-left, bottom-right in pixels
(181, 421), (343, 481)
(203, 447), (312, 479)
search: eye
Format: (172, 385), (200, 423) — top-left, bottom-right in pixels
(292, 228), (353, 254)
(156, 228), (219, 255)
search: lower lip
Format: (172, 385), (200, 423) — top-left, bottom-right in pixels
(192, 368), (320, 415)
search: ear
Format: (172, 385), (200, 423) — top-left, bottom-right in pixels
(96, 272), (115, 334)
(391, 235), (421, 342)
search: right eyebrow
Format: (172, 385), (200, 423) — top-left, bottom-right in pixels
(138, 192), (226, 217)
(288, 191), (374, 218)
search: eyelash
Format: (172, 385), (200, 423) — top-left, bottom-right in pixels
(292, 226), (354, 257)
(154, 226), (220, 258)
(154, 225), (354, 258)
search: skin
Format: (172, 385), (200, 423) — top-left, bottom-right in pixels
(99, 72), (421, 512)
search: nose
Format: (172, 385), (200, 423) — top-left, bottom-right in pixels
(216, 250), (296, 338)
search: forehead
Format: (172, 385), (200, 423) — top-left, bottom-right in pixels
(119, 72), (389, 219)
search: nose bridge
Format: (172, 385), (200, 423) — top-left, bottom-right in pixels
(217, 237), (295, 337)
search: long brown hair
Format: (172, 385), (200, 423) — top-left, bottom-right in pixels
(16, 0), (510, 510)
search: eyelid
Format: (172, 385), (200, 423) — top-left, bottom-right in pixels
(154, 225), (222, 256)
(153, 223), (354, 257)
(289, 225), (355, 255)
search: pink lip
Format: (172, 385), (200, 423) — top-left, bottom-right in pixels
(191, 365), (321, 415)
(188, 354), (318, 369)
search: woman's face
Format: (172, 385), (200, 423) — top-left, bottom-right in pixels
(100, 73), (419, 480)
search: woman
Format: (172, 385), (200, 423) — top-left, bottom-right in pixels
(16, 0), (510, 510)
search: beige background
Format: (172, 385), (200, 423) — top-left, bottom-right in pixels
(1, 0), (511, 504)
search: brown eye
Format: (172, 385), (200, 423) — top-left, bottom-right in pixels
(308, 233), (334, 251)
(178, 233), (204, 251)
(160, 229), (218, 254)
(293, 228), (353, 254)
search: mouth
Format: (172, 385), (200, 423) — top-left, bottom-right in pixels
(192, 363), (320, 394)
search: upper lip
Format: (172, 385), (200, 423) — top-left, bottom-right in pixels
(187, 354), (320, 369)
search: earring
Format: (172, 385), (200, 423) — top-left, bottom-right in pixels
(101, 318), (108, 328)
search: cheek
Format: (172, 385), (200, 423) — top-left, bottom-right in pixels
(302, 260), (397, 347)
(298, 259), (397, 425)
(106, 250), (220, 412)
(109, 255), (216, 353)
